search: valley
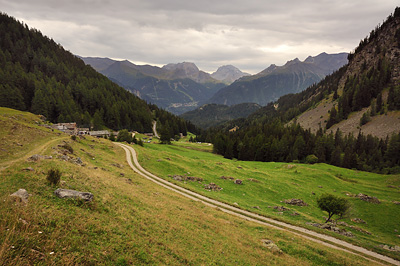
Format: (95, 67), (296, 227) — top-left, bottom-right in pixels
(0, 108), (385, 265)
(1, 4), (400, 266)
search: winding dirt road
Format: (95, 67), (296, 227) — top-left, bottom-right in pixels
(117, 142), (400, 266)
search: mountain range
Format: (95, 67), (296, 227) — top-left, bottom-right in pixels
(206, 52), (348, 106)
(81, 58), (231, 114)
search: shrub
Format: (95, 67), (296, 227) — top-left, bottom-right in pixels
(61, 143), (74, 154)
(117, 129), (133, 143)
(47, 168), (62, 186)
(305, 154), (318, 164)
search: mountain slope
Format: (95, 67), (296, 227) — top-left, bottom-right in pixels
(82, 58), (226, 114)
(0, 12), (196, 135)
(211, 65), (250, 84)
(180, 103), (261, 129)
(199, 7), (400, 174)
(207, 53), (348, 106)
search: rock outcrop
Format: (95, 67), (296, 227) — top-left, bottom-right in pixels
(54, 188), (94, 201)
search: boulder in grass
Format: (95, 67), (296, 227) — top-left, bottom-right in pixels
(10, 189), (29, 203)
(54, 188), (94, 201)
(261, 239), (282, 254)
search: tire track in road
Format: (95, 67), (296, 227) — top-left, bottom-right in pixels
(117, 142), (399, 266)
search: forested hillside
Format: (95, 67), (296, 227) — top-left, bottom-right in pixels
(180, 103), (261, 129)
(196, 7), (400, 174)
(0, 13), (197, 135)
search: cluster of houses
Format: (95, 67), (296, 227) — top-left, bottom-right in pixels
(48, 123), (156, 141)
(48, 123), (118, 137)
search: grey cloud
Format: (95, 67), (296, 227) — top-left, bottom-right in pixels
(1, 0), (398, 73)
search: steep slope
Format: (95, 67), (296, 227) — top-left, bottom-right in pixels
(295, 8), (400, 137)
(211, 65), (250, 84)
(82, 58), (225, 115)
(207, 53), (348, 106)
(0, 12), (195, 135)
(180, 103), (261, 129)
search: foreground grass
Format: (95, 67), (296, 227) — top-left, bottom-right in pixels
(0, 109), (378, 265)
(136, 139), (400, 260)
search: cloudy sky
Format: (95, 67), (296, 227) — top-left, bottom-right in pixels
(1, 1), (398, 74)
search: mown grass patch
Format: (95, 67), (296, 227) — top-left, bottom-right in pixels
(136, 142), (400, 260)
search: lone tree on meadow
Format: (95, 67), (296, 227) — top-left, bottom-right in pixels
(317, 194), (350, 223)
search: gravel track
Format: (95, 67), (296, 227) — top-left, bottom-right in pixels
(117, 142), (399, 266)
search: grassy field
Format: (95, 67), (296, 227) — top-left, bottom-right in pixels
(0, 107), (378, 265)
(135, 137), (400, 260)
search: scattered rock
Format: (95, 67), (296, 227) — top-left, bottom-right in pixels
(356, 193), (380, 204)
(27, 154), (41, 161)
(123, 178), (133, 184)
(120, 173), (125, 177)
(287, 164), (296, 169)
(379, 244), (400, 252)
(290, 212), (300, 216)
(173, 175), (184, 181)
(166, 158), (171, 161)
(318, 185), (323, 188)
(237, 166), (242, 169)
(204, 183), (222, 191)
(220, 176), (235, 180)
(273, 206), (290, 211)
(234, 179), (243, 185)
(18, 218), (29, 225)
(173, 175), (203, 182)
(306, 222), (354, 237)
(351, 218), (366, 224)
(110, 163), (123, 168)
(157, 159), (162, 162)
(75, 157), (83, 165)
(10, 189), (29, 203)
(54, 188), (94, 202)
(187, 176), (203, 182)
(247, 178), (260, 183)
(261, 239), (282, 254)
(216, 162), (223, 165)
(393, 201), (400, 205)
(311, 191), (315, 195)
(284, 198), (308, 206)
(22, 167), (34, 171)
(253, 206), (261, 210)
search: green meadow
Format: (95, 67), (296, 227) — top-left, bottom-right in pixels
(135, 139), (400, 260)
(1, 108), (378, 265)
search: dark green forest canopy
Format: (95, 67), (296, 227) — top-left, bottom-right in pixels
(0, 12), (198, 135)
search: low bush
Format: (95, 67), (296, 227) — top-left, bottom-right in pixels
(47, 168), (62, 186)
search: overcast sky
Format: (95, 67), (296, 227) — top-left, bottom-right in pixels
(1, 1), (398, 74)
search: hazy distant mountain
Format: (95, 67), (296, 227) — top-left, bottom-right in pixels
(211, 65), (250, 84)
(207, 52), (348, 106)
(180, 103), (261, 129)
(81, 57), (225, 114)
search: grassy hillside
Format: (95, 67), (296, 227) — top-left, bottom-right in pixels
(0, 108), (376, 265)
(136, 139), (400, 260)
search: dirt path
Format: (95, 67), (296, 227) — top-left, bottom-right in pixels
(152, 121), (159, 138)
(0, 136), (67, 171)
(116, 142), (400, 266)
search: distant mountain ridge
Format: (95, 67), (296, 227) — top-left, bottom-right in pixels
(207, 52), (348, 106)
(81, 57), (227, 114)
(211, 65), (250, 84)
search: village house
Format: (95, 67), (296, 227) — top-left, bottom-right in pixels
(51, 123), (78, 135)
